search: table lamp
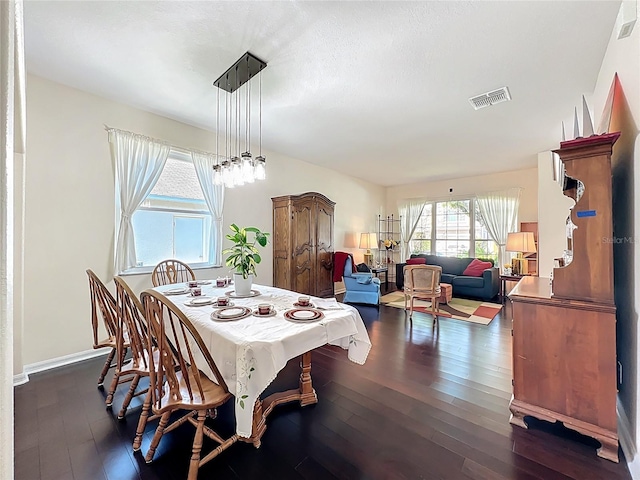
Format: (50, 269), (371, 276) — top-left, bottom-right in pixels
(506, 232), (537, 275)
(359, 232), (378, 267)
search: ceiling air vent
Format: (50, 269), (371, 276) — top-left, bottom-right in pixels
(469, 87), (511, 110)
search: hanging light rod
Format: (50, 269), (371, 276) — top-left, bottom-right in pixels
(213, 52), (267, 94)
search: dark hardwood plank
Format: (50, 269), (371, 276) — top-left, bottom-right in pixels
(14, 302), (632, 479)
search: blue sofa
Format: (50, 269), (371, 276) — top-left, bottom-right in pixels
(342, 256), (381, 305)
(395, 254), (499, 301)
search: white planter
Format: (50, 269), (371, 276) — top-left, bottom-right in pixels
(233, 273), (254, 296)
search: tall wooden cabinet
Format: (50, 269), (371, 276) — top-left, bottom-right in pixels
(272, 192), (335, 298)
(508, 133), (619, 462)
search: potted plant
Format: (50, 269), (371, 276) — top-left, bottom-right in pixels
(222, 224), (270, 296)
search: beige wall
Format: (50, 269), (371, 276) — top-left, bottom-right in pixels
(588, 4), (640, 475)
(536, 151), (574, 279)
(21, 74), (384, 367)
(386, 167), (538, 222)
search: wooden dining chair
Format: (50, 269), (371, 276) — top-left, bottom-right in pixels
(86, 269), (128, 388)
(107, 276), (159, 419)
(151, 259), (195, 287)
(403, 265), (443, 323)
(135, 289), (238, 479)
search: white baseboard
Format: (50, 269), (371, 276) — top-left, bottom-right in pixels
(618, 396), (639, 479)
(12, 372), (28, 386)
(13, 347), (111, 386)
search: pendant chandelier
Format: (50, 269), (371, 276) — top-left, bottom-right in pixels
(212, 52), (267, 188)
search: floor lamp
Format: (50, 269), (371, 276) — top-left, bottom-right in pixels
(359, 232), (378, 267)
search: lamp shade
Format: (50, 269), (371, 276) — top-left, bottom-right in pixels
(359, 232), (378, 250)
(506, 232), (537, 253)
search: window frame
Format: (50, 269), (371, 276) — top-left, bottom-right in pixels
(118, 149), (218, 276)
(409, 197), (499, 261)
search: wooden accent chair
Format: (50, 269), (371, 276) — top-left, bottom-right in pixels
(135, 290), (238, 479)
(108, 276), (159, 419)
(151, 259), (195, 287)
(403, 265), (443, 322)
(86, 269), (128, 388)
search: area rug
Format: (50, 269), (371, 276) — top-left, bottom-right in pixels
(380, 291), (502, 325)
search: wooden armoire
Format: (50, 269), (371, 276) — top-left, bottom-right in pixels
(508, 133), (620, 462)
(272, 192), (335, 297)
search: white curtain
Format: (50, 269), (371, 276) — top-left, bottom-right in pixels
(1, 0), (24, 476)
(191, 152), (225, 266)
(110, 129), (170, 273)
(476, 188), (521, 269)
(398, 198), (427, 260)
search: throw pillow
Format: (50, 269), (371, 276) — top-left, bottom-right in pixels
(406, 258), (427, 265)
(462, 258), (493, 277)
(356, 263), (371, 272)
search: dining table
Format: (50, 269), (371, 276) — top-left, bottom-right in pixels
(153, 281), (372, 447)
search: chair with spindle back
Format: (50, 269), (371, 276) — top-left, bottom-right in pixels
(403, 264), (443, 323)
(135, 289), (237, 479)
(108, 276), (159, 419)
(86, 269), (128, 388)
(151, 259), (195, 287)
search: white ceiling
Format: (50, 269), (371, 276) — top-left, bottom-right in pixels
(24, 1), (621, 187)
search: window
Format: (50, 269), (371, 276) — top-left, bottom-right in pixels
(409, 198), (499, 261)
(410, 203), (432, 254)
(129, 152), (212, 270)
(435, 200), (470, 257)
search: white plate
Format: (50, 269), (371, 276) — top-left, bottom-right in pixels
(216, 307), (246, 319)
(210, 306), (251, 322)
(165, 287), (188, 295)
(225, 289), (261, 298)
(291, 310), (317, 320)
(186, 297), (214, 306)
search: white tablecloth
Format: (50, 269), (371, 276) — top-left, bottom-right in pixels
(154, 283), (371, 438)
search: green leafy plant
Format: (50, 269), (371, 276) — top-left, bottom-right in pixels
(222, 224), (270, 279)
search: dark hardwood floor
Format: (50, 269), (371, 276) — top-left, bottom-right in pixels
(15, 301), (632, 480)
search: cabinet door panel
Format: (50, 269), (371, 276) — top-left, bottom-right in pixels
(272, 205), (291, 290)
(292, 200), (314, 295)
(513, 301), (616, 430)
(315, 201), (334, 297)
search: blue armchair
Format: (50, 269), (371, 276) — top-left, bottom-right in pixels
(342, 256), (381, 305)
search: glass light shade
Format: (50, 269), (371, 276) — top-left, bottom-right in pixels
(254, 156), (266, 180)
(212, 164), (223, 186)
(231, 156), (244, 186)
(222, 160), (234, 188)
(241, 152), (255, 183)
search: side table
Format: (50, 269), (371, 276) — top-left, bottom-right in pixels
(371, 267), (388, 289)
(499, 274), (524, 303)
